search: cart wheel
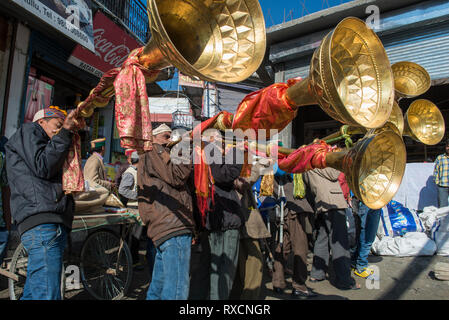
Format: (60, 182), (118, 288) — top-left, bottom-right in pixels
(80, 229), (133, 300)
(8, 243), (66, 300)
(8, 243), (27, 300)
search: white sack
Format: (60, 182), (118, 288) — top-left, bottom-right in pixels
(372, 232), (437, 257)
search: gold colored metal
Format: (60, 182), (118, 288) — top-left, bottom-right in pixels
(141, 0), (267, 83)
(403, 99), (445, 145)
(387, 101), (404, 134)
(392, 61), (431, 100)
(320, 98), (446, 146)
(327, 129), (406, 210)
(286, 17), (395, 128)
(78, 0), (266, 118)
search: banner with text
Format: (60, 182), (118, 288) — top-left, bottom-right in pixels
(68, 10), (141, 78)
(12, 0), (94, 52)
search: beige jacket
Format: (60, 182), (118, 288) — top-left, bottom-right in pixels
(302, 167), (348, 213)
(234, 161), (271, 239)
(83, 153), (114, 191)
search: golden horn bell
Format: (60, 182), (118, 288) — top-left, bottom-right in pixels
(285, 17), (395, 129)
(140, 0), (267, 83)
(392, 61), (431, 100)
(403, 99), (445, 145)
(322, 98), (445, 146)
(326, 129), (406, 209)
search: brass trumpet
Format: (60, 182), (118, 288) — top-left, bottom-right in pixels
(322, 99), (445, 146)
(284, 17), (395, 129)
(80, 0), (267, 117)
(172, 126), (405, 210)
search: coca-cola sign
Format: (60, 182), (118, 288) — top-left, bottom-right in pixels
(68, 11), (140, 78)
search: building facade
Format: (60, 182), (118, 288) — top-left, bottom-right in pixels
(0, 0), (156, 164)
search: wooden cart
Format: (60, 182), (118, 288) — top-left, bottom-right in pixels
(2, 210), (139, 300)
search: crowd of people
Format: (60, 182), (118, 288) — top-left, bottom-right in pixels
(0, 106), (418, 300)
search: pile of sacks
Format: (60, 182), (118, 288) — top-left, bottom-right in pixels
(372, 201), (449, 257)
(73, 181), (125, 215)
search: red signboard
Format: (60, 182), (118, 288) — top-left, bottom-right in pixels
(68, 11), (141, 78)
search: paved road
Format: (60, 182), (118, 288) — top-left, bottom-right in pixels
(1, 245), (448, 300)
(2, 209), (446, 301)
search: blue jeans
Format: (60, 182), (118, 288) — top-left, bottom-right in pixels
(354, 203), (381, 272)
(20, 224), (67, 300)
(146, 234), (192, 300)
(437, 186), (449, 208)
(146, 237), (156, 280)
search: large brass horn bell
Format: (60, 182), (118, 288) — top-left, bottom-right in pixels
(392, 61), (431, 100)
(403, 99), (445, 145)
(285, 17), (395, 128)
(322, 97), (445, 146)
(326, 129), (406, 209)
(140, 0), (267, 83)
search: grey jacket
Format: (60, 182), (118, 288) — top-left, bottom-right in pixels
(302, 167), (348, 213)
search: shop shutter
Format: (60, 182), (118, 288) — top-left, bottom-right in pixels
(382, 20), (449, 81)
(216, 84), (257, 114)
(30, 30), (99, 89)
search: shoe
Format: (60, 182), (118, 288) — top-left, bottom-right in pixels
(354, 268), (374, 279)
(291, 289), (318, 299)
(309, 278), (325, 283)
(336, 283), (361, 291)
(273, 287), (284, 294)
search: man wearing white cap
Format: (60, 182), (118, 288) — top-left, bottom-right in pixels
(119, 151), (144, 269)
(137, 123), (194, 300)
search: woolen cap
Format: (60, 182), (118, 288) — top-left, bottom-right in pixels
(33, 106), (67, 122)
(152, 124), (172, 136)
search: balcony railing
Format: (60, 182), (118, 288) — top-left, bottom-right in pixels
(95, 0), (149, 43)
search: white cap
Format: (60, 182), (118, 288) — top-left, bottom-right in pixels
(152, 124), (172, 136)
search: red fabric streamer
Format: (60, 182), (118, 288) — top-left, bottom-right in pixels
(63, 46), (160, 193)
(62, 118), (87, 193)
(113, 47), (160, 152)
(338, 172), (350, 203)
(277, 141), (333, 173)
(231, 78), (302, 138)
(194, 144), (215, 226)
(192, 111), (234, 226)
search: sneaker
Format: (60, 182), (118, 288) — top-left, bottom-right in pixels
(354, 267), (374, 278)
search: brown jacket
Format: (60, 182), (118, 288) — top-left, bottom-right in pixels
(83, 153), (114, 190)
(302, 167), (348, 213)
(137, 144), (194, 247)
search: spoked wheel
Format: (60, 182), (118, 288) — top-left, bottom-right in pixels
(8, 243), (27, 300)
(80, 229), (133, 300)
(8, 243), (66, 300)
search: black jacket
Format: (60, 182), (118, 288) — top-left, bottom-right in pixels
(5, 122), (74, 235)
(205, 144), (244, 232)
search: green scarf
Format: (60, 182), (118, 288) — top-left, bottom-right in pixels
(293, 173), (306, 199)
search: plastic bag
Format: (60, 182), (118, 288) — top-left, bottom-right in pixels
(431, 214), (449, 256)
(379, 201), (424, 237)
